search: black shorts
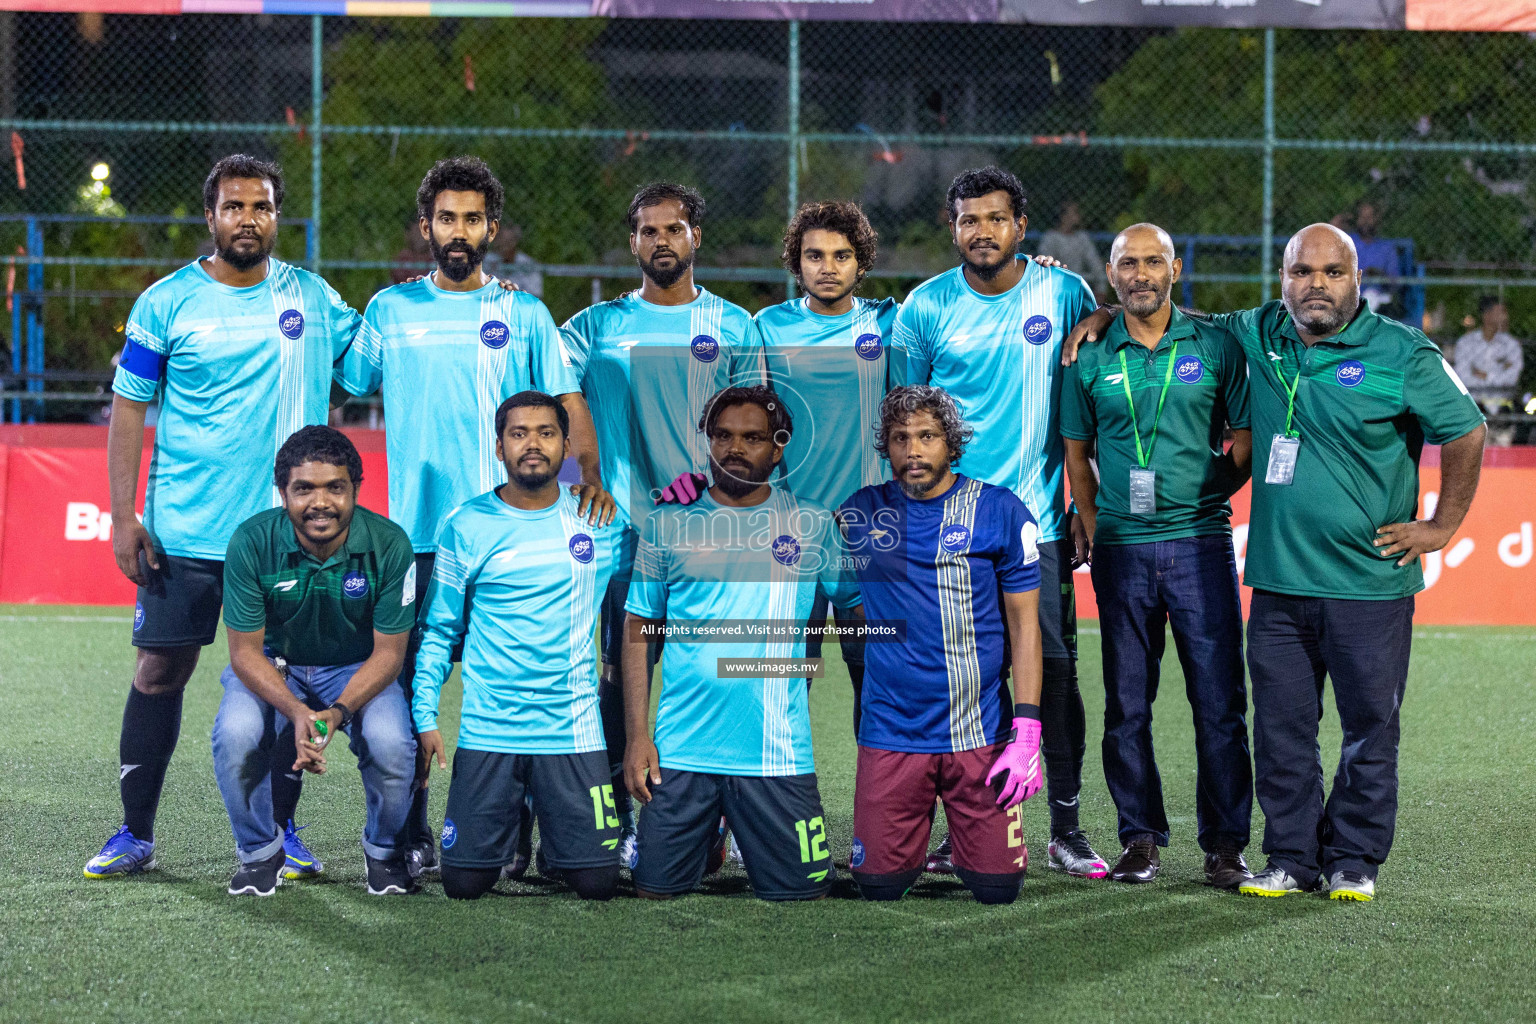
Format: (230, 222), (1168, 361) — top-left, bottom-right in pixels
(600, 573), (661, 672)
(634, 770), (835, 901)
(132, 553), (224, 649)
(441, 748), (620, 871)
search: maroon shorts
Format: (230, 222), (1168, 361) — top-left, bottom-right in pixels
(851, 744), (1027, 878)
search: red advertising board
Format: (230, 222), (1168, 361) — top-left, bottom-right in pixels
(1, 425), (1533, 625)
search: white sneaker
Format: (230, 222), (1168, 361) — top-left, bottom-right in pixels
(1239, 864), (1310, 897)
(1047, 830), (1109, 879)
(1327, 870), (1375, 902)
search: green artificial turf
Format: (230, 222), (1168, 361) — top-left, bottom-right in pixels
(1, 606), (1533, 1024)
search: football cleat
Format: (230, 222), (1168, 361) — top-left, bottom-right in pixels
(1047, 830), (1110, 879)
(366, 855), (420, 895)
(925, 833), (954, 874)
(83, 825), (157, 879)
(618, 826), (640, 871)
(1327, 870), (1375, 902)
(280, 821), (323, 880)
(728, 829), (744, 868)
(228, 849), (286, 896)
(406, 836), (439, 879)
(1240, 864), (1311, 897)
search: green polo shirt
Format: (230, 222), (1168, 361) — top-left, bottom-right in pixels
(222, 505), (417, 666)
(1213, 301), (1484, 600)
(1061, 306), (1250, 546)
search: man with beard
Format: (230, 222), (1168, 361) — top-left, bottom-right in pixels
(888, 165), (1109, 880)
(334, 156), (611, 877)
(413, 392), (622, 901)
(1064, 224), (1486, 902)
(560, 183), (763, 868)
(839, 386), (1045, 904)
(212, 427), (417, 897)
(622, 385), (858, 901)
(1060, 224), (1255, 889)
(86, 155), (364, 880)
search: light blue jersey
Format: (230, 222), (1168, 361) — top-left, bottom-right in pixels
(755, 296), (897, 511)
(113, 258), (361, 560)
(890, 259), (1096, 542)
(560, 287), (764, 535)
(624, 487), (860, 776)
(413, 489), (618, 755)
(334, 276), (579, 552)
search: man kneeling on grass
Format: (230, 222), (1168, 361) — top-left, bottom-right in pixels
(212, 425), (419, 897)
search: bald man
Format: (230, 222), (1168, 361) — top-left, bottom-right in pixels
(1060, 224), (1254, 889)
(1065, 224), (1486, 902)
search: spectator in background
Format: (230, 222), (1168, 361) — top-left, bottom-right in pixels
(1038, 201), (1107, 299)
(1346, 202), (1400, 313)
(1454, 295), (1525, 445)
(482, 223), (544, 297)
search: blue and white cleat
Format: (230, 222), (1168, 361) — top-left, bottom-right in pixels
(618, 826), (640, 871)
(83, 825), (157, 879)
(280, 821), (324, 880)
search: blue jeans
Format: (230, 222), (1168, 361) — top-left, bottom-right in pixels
(1090, 534), (1253, 851)
(211, 662), (416, 863)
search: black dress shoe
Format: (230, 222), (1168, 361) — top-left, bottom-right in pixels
(1204, 850), (1252, 890)
(1109, 838), (1160, 883)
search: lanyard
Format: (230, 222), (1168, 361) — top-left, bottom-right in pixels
(1118, 340), (1178, 468)
(1268, 346), (1303, 439)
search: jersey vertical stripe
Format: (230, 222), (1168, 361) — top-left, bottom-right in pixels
(687, 293), (724, 473)
(476, 288), (512, 494)
(558, 501), (603, 752)
(269, 261), (306, 506)
(938, 478), (985, 751)
(762, 488), (799, 775)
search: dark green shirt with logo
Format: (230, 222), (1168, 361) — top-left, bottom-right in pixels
(1061, 306), (1250, 546)
(1213, 301), (1484, 600)
(223, 505), (417, 666)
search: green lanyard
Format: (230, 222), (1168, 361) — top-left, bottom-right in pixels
(1269, 347), (1303, 438)
(1118, 340), (1179, 468)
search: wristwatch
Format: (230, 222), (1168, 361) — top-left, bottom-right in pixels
(326, 700), (355, 730)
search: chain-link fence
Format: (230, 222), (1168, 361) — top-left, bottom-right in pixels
(3, 12), (1535, 436)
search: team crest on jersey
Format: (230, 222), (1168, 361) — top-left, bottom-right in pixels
(940, 523), (972, 553)
(850, 837), (866, 868)
(1023, 315), (1053, 345)
(772, 535), (801, 566)
(342, 572), (370, 599)
(854, 333), (883, 361)
(569, 534), (595, 564)
(690, 334), (720, 363)
(1336, 360), (1366, 388)
(441, 819), (457, 849)
(1175, 355), (1205, 383)
(480, 320), (510, 350)
(278, 309), (305, 340)
(133, 602), (145, 632)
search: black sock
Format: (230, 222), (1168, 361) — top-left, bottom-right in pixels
(564, 864), (620, 901)
(441, 865), (499, 900)
(849, 662), (865, 739)
(119, 687), (184, 841)
(269, 723), (303, 831)
(409, 786), (432, 844)
(1040, 657), (1085, 837)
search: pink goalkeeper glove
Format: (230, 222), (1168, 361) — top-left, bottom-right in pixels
(656, 472), (708, 505)
(985, 717), (1043, 809)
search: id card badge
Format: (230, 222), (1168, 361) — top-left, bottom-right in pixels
(1266, 435), (1300, 486)
(1129, 467), (1157, 514)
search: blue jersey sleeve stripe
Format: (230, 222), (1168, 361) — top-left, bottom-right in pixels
(118, 338), (165, 381)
